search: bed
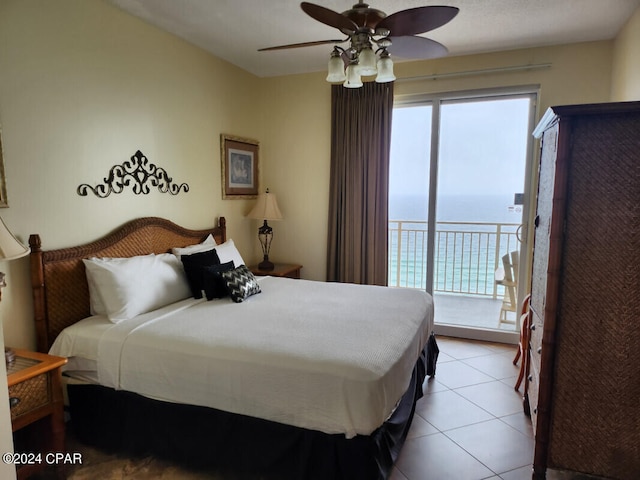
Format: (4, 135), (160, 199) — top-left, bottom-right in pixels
(29, 216), (436, 480)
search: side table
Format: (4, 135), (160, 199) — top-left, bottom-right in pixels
(249, 263), (302, 279)
(6, 348), (67, 480)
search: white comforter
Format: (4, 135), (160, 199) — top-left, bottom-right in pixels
(51, 277), (433, 438)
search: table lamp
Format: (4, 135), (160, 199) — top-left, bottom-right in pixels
(0, 216), (30, 365)
(247, 189), (283, 271)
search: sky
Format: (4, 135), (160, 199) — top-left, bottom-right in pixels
(389, 97), (531, 198)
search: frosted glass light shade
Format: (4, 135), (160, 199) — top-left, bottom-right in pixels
(375, 55), (396, 83)
(357, 47), (377, 76)
(326, 54), (346, 83)
(343, 64), (363, 88)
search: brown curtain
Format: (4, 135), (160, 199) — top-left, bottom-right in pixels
(326, 81), (394, 285)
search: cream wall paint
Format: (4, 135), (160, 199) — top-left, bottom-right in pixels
(611, 6), (640, 100)
(258, 73), (332, 281)
(0, 0), (263, 349)
(0, 1), (620, 347)
(260, 41), (613, 282)
(393, 41), (612, 112)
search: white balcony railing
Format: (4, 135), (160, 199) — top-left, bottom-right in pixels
(388, 220), (520, 298)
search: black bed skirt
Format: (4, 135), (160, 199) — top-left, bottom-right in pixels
(68, 343), (433, 480)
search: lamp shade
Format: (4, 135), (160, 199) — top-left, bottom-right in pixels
(343, 63), (363, 88)
(326, 54), (346, 83)
(0, 217), (29, 261)
(375, 54), (396, 83)
(357, 47), (377, 76)
(247, 191), (283, 221)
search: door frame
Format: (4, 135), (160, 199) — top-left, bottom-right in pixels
(394, 85), (541, 343)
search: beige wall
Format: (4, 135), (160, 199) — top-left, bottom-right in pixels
(0, 0), (264, 349)
(611, 6), (640, 101)
(258, 73), (332, 281)
(393, 41), (612, 112)
(0, 0), (620, 351)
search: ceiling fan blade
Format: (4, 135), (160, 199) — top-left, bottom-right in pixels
(300, 2), (358, 34)
(377, 6), (459, 36)
(258, 39), (346, 52)
(387, 36), (449, 59)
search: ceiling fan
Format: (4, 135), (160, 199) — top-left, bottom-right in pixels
(259, 2), (459, 87)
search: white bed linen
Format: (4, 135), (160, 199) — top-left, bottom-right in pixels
(50, 277), (433, 438)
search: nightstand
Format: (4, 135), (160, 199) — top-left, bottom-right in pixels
(249, 263), (302, 279)
(6, 348), (67, 480)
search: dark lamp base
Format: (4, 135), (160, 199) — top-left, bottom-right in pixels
(258, 259), (274, 271)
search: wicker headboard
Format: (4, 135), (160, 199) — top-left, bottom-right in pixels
(29, 216), (226, 353)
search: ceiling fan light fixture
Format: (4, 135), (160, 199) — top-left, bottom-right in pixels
(326, 48), (347, 83)
(260, 2), (458, 89)
(375, 50), (395, 83)
(343, 62), (363, 88)
(357, 46), (377, 76)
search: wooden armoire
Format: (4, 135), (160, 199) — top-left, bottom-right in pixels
(528, 101), (640, 479)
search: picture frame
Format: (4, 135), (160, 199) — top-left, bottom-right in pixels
(0, 127), (8, 207)
(220, 134), (259, 199)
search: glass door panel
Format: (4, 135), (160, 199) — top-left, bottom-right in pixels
(435, 97), (530, 332)
(388, 91), (535, 341)
(388, 105), (432, 289)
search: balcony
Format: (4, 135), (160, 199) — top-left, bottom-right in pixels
(389, 220), (521, 331)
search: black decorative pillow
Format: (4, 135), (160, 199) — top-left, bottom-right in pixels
(201, 261), (235, 300)
(180, 249), (220, 298)
(221, 265), (261, 303)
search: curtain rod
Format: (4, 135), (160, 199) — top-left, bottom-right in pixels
(397, 63), (552, 82)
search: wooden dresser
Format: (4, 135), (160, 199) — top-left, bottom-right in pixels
(528, 101), (640, 479)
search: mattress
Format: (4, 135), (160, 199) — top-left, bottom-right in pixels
(50, 276), (433, 438)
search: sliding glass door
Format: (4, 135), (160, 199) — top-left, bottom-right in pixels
(389, 89), (537, 341)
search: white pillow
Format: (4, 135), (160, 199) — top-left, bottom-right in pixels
(83, 253), (191, 323)
(86, 266), (107, 316)
(85, 255), (155, 317)
(215, 238), (245, 267)
(171, 234), (217, 259)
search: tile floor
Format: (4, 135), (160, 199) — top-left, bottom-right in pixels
(391, 336), (534, 480)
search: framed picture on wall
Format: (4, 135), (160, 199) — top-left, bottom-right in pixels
(220, 134), (259, 199)
(0, 127), (8, 207)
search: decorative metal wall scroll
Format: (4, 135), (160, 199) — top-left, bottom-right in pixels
(77, 150), (189, 198)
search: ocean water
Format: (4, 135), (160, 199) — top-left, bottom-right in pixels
(389, 193), (522, 224)
(389, 194), (522, 294)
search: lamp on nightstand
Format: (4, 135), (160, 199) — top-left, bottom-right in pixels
(0, 216), (30, 365)
(247, 189), (283, 271)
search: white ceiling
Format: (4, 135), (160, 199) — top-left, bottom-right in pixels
(105, 0), (640, 78)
